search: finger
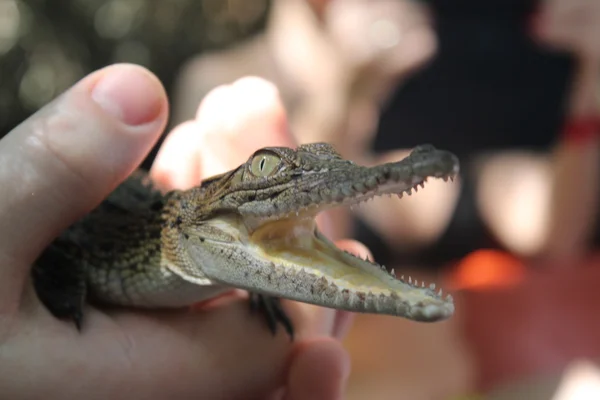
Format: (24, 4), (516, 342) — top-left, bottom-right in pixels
(284, 239), (370, 340)
(89, 297), (349, 398)
(536, 1), (600, 48)
(195, 77), (295, 177)
(283, 337), (351, 400)
(151, 77), (294, 189)
(149, 121), (202, 191)
(331, 239), (372, 339)
(0, 64), (168, 303)
(545, 0), (592, 17)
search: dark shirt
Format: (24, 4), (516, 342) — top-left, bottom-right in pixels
(373, 0), (574, 161)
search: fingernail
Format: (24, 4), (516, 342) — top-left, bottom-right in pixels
(92, 65), (164, 126)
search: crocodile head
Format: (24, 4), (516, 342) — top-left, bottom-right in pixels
(170, 143), (458, 322)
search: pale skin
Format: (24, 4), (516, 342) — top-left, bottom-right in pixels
(0, 64), (368, 399)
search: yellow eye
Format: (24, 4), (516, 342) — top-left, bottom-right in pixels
(250, 152), (281, 177)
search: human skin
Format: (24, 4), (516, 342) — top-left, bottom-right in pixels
(528, 0), (600, 261)
(0, 64), (366, 399)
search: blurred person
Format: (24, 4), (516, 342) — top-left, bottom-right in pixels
(169, 0), (600, 397)
(353, 0), (600, 267)
(0, 64), (370, 399)
(173, 0), (599, 268)
(172, 0), (438, 240)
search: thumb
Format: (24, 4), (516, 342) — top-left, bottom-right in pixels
(0, 64), (168, 307)
(283, 338), (351, 400)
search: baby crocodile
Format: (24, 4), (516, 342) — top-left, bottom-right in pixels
(33, 142), (459, 338)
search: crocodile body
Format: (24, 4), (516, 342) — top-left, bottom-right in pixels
(33, 142), (459, 336)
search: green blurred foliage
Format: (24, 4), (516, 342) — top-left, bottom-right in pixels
(0, 0), (271, 137)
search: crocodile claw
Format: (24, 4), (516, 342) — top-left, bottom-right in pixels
(249, 293), (294, 340)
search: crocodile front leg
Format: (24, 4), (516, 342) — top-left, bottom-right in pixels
(249, 293), (294, 339)
(32, 240), (87, 330)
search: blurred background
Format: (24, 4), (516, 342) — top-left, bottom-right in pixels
(2, 0), (600, 398)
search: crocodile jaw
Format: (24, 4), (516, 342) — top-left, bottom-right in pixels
(181, 144), (457, 321)
(194, 216), (454, 322)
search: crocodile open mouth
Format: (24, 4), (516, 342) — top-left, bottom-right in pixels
(246, 214), (454, 321)
(194, 144), (459, 321)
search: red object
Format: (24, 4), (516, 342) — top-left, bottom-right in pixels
(449, 249), (525, 291)
(456, 254), (600, 392)
(561, 116), (600, 145)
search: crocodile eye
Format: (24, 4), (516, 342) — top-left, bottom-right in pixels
(250, 152), (281, 177)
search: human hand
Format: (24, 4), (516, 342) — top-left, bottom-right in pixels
(530, 0), (600, 116)
(532, 0), (600, 61)
(324, 0), (436, 80)
(289, 0), (436, 160)
(0, 65), (368, 399)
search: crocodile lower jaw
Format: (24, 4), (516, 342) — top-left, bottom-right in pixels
(248, 217), (454, 321)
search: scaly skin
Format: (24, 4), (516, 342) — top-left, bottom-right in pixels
(33, 142), (459, 336)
